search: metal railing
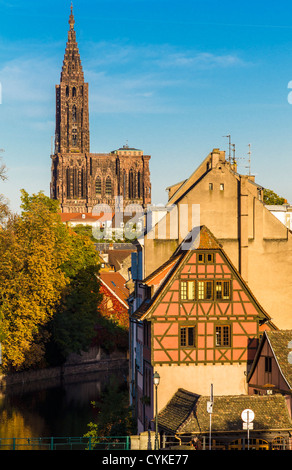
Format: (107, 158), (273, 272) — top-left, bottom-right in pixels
(0, 436), (130, 451)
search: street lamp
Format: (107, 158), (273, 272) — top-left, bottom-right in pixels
(153, 371), (160, 450)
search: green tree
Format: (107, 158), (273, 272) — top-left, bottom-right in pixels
(263, 188), (286, 205)
(47, 264), (102, 364)
(0, 190), (101, 371)
(84, 377), (135, 443)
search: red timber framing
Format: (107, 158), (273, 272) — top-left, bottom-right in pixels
(136, 227), (276, 367)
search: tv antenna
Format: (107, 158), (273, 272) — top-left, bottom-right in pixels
(223, 135), (231, 162)
(246, 143), (252, 176)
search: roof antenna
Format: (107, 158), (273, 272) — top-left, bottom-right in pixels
(223, 135), (231, 162)
(246, 143), (251, 176)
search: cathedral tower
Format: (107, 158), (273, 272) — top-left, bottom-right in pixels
(51, 6), (151, 214)
(55, 5), (89, 155)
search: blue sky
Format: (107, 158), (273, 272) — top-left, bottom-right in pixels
(1, 0), (292, 212)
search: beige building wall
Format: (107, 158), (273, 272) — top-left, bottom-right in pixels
(141, 149), (292, 329)
(154, 364), (248, 413)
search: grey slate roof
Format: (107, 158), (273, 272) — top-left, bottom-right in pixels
(158, 389), (292, 434)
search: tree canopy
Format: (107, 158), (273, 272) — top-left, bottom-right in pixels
(263, 188), (286, 205)
(0, 190), (101, 372)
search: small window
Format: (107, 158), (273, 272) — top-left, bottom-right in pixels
(72, 87), (77, 97)
(220, 183), (224, 191)
(180, 326), (195, 347)
(216, 281), (231, 300)
(206, 253), (214, 263)
(265, 356), (272, 373)
(216, 325), (231, 347)
(198, 253), (205, 263)
(180, 281), (195, 300)
(198, 280), (213, 300)
(209, 183), (213, 190)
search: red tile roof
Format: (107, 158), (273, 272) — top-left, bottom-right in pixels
(99, 272), (129, 307)
(60, 212), (113, 223)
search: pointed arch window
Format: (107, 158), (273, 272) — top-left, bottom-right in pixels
(129, 170), (135, 199)
(95, 177), (102, 195)
(72, 131), (77, 147)
(66, 168), (71, 198)
(72, 105), (77, 123)
(72, 87), (77, 97)
(137, 171), (142, 198)
(106, 177), (112, 196)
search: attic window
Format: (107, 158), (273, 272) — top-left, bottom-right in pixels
(198, 253), (205, 263)
(216, 281), (231, 300)
(265, 356), (272, 373)
(180, 281), (195, 300)
(209, 183), (213, 190)
(198, 280), (213, 300)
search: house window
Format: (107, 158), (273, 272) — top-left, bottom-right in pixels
(180, 326), (195, 347)
(220, 183), (224, 191)
(206, 253), (214, 263)
(216, 281), (231, 300)
(180, 281), (195, 300)
(198, 253), (205, 263)
(209, 183), (213, 190)
(198, 280), (213, 300)
(216, 325), (231, 346)
(265, 356), (272, 373)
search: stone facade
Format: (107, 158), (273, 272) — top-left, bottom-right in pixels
(50, 7), (151, 213)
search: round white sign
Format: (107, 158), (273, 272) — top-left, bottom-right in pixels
(241, 409), (255, 423)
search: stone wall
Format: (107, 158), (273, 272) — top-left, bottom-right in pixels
(0, 347), (128, 390)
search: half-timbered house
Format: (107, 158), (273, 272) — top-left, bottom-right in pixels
(129, 226), (276, 433)
(247, 330), (292, 415)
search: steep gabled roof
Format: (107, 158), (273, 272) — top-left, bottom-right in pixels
(131, 225), (273, 326)
(248, 330), (292, 389)
(99, 272), (129, 308)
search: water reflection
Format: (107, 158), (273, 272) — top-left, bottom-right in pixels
(0, 368), (128, 440)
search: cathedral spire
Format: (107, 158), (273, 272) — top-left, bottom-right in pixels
(61, 4), (84, 82)
(54, 5), (90, 155)
(69, 3), (75, 31)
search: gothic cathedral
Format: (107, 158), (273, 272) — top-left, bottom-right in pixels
(50, 6), (151, 213)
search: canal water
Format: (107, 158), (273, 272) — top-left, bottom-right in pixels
(0, 368), (128, 441)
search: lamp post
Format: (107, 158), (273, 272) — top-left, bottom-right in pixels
(153, 371), (160, 450)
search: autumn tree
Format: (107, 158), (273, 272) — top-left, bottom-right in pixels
(0, 190), (101, 372)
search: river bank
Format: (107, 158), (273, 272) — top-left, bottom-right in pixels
(0, 346), (128, 392)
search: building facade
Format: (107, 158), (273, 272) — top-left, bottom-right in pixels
(129, 226), (275, 433)
(137, 148), (292, 330)
(50, 7), (151, 213)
